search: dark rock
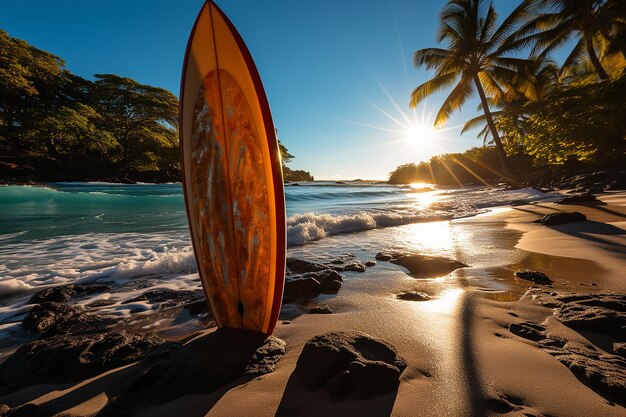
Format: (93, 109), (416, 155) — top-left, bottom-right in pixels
(557, 303), (625, 338)
(320, 279), (342, 295)
(123, 288), (204, 310)
(98, 329), (285, 416)
(286, 258), (327, 274)
(309, 305), (333, 314)
(390, 254), (467, 278)
(185, 300), (210, 316)
(549, 347), (626, 406)
(508, 322), (547, 342)
(304, 269), (344, 286)
(294, 331), (406, 399)
(283, 277), (322, 303)
(0, 331), (165, 395)
(22, 302), (115, 337)
(557, 194), (598, 204)
(28, 284), (110, 304)
(515, 270), (552, 285)
(365, 260), (376, 267)
(331, 261), (366, 273)
(534, 212), (586, 226)
(613, 342), (626, 357)
(396, 291), (430, 301)
(375, 252), (393, 261)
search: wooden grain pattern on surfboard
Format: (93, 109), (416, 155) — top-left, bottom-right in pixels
(179, 1), (286, 335)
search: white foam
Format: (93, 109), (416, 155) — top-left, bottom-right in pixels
(0, 279), (32, 296)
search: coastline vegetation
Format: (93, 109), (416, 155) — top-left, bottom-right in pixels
(0, 29), (311, 183)
(394, 0), (625, 185)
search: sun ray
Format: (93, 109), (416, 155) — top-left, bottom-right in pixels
(365, 99), (409, 129)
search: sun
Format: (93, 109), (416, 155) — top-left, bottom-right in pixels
(405, 121), (435, 144)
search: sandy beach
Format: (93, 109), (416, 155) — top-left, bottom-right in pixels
(0, 191), (623, 417)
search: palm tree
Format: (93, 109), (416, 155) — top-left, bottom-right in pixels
(461, 56), (559, 143)
(410, 0), (536, 174)
(512, 0), (626, 82)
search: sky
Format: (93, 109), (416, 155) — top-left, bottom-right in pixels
(2, 0), (556, 180)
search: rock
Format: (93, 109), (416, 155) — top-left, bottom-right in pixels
(548, 347), (626, 406)
(320, 279), (342, 295)
(396, 291), (430, 301)
(330, 261), (367, 273)
(0, 405), (9, 416)
(557, 194), (598, 204)
(614, 342), (626, 357)
(286, 258), (327, 274)
(365, 260), (376, 267)
(508, 322), (547, 342)
(375, 252), (393, 261)
(515, 270), (552, 285)
(283, 277), (322, 303)
(22, 302), (115, 337)
(557, 303), (625, 338)
(304, 269), (344, 286)
(534, 212), (586, 225)
(98, 329), (285, 416)
(309, 305), (333, 314)
(302, 270), (343, 295)
(28, 284), (110, 304)
(0, 331), (165, 395)
(294, 331), (406, 399)
(390, 254), (467, 278)
(123, 288), (204, 310)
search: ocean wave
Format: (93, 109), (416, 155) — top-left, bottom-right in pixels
(286, 211), (447, 246)
(79, 248), (198, 284)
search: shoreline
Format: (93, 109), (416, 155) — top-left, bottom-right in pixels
(0, 193), (624, 416)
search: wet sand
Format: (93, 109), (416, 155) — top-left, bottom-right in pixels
(1, 193), (624, 417)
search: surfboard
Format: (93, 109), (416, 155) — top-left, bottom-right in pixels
(179, 1), (286, 335)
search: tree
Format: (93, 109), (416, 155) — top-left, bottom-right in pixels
(461, 56), (559, 144)
(410, 0), (536, 175)
(512, 0), (626, 82)
(89, 74), (179, 170)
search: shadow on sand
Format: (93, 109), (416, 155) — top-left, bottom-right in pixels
(1, 329), (281, 417)
(274, 371), (398, 417)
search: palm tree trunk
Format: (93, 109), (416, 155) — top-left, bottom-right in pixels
(585, 32), (609, 81)
(473, 75), (510, 176)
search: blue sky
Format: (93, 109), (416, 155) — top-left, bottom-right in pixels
(3, 0), (554, 179)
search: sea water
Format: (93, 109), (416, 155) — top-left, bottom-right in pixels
(0, 181), (562, 345)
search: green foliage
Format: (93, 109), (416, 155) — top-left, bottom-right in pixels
(0, 30), (179, 182)
(410, 0), (540, 171)
(388, 147), (524, 185)
(497, 75), (626, 165)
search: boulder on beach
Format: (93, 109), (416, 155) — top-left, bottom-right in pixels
(396, 291), (431, 301)
(390, 254), (467, 278)
(98, 329), (285, 416)
(28, 284), (110, 304)
(534, 212), (586, 225)
(0, 331), (166, 395)
(557, 193), (598, 204)
(308, 305), (333, 314)
(283, 277), (322, 303)
(286, 257), (327, 274)
(515, 270), (552, 285)
(294, 331), (406, 399)
(22, 302), (116, 337)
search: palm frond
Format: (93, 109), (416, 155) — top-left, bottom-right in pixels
(409, 72), (459, 108)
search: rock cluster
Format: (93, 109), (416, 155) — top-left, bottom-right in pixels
(295, 331), (406, 399)
(509, 291), (626, 405)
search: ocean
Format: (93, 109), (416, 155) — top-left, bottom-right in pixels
(0, 182), (563, 346)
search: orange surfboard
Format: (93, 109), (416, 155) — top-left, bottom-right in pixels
(180, 1), (286, 335)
